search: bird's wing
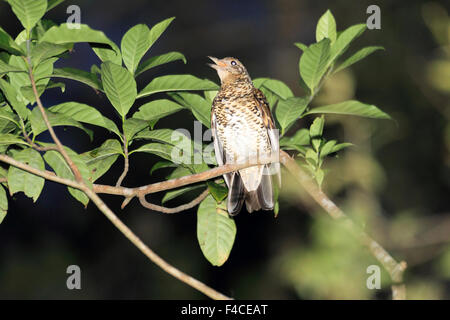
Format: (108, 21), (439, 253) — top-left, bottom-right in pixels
(211, 108), (232, 187)
(253, 88), (281, 186)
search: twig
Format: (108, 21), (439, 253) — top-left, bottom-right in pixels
(115, 134), (129, 187)
(20, 119), (58, 152)
(279, 150), (407, 300)
(139, 189), (210, 214)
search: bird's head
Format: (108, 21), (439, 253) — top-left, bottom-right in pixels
(208, 56), (251, 84)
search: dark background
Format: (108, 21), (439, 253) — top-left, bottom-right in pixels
(0, 0), (449, 299)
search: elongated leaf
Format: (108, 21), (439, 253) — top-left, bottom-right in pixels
(197, 195), (236, 266)
(0, 109), (20, 127)
(40, 24), (121, 64)
(130, 142), (175, 161)
(0, 60), (25, 76)
(81, 139), (122, 182)
(0, 185), (7, 223)
(150, 161), (176, 175)
(0, 79), (28, 119)
(51, 67), (103, 92)
(101, 61), (137, 119)
(148, 17), (175, 50)
(137, 75), (218, 99)
(334, 46), (384, 73)
(30, 42), (70, 66)
(8, 0), (47, 31)
(135, 51), (186, 77)
(300, 38), (331, 92)
(132, 99), (184, 123)
(30, 107), (93, 139)
(121, 24), (151, 74)
(0, 134), (28, 146)
(316, 10), (337, 43)
(49, 102), (120, 137)
(43, 147), (92, 206)
(162, 185), (204, 204)
(329, 24), (366, 64)
(123, 118), (148, 143)
(275, 97), (308, 135)
(253, 78), (294, 100)
(303, 100), (391, 119)
(0, 27), (24, 55)
(280, 128), (310, 148)
(8, 148), (45, 202)
(169, 92), (211, 128)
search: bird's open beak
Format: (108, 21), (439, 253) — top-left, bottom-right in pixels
(208, 56), (226, 70)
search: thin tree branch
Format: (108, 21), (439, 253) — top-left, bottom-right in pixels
(20, 118), (58, 152)
(139, 189), (210, 214)
(279, 150), (407, 300)
(115, 134), (129, 187)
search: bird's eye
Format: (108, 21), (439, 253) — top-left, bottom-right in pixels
(231, 60), (237, 66)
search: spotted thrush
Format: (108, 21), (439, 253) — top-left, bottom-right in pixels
(208, 56), (281, 215)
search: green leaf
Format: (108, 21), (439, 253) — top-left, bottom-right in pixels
(309, 116), (324, 152)
(29, 107), (93, 139)
(8, 148), (45, 202)
(47, 0), (65, 12)
(319, 140), (336, 158)
(150, 161), (176, 175)
(123, 118), (148, 143)
(132, 99), (185, 124)
(51, 67), (103, 92)
(197, 195), (236, 266)
(305, 148), (318, 166)
(169, 92), (211, 128)
(253, 78), (294, 100)
(334, 46), (384, 73)
(130, 142), (175, 161)
(0, 60), (25, 77)
(148, 17), (175, 50)
(49, 102), (121, 138)
(300, 38), (331, 92)
(43, 147), (92, 206)
(280, 128), (310, 147)
(275, 97), (308, 135)
(162, 185), (204, 204)
(81, 139), (122, 182)
(316, 10), (337, 43)
(137, 74), (219, 99)
(8, 0), (47, 31)
(0, 108), (20, 127)
(0, 185), (7, 223)
(303, 100), (391, 119)
(329, 24), (366, 64)
(0, 134), (28, 147)
(331, 142), (353, 154)
(0, 78), (28, 119)
(0, 27), (24, 55)
(101, 61), (137, 119)
(207, 181), (227, 203)
(30, 42), (70, 66)
(294, 42), (308, 52)
(40, 24), (121, 64)
(135, 51), (186, 77)
(121, 24), (151, 74)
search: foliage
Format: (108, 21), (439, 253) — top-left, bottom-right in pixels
(0, 3), (389, 267)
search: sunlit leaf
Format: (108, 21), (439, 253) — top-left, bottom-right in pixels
(316, 10), (337, 43)
(0, 185), (7, 223)
(137, 75), (218, 99)
(7, 148), (45, 202)
(197, 195), (236, 266)
(132, 99), (184, 123)
(169, 92), (211, 128)
(303, 100), (391, 119)
(7, 0), (47, 31)
(334, 46), (384, 73)
(329, 24), (366, 64)
(135, 51), (186, 77)
(121, 24), (151, 74)
(81, 139), (122, 182)
(275, 97), (308, 135)
(50, 67), (103, 92)
(300, 38), (331, 93)
(101, 61), (137, 119)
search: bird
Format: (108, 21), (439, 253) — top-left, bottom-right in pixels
(208, 56), (281, 215)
